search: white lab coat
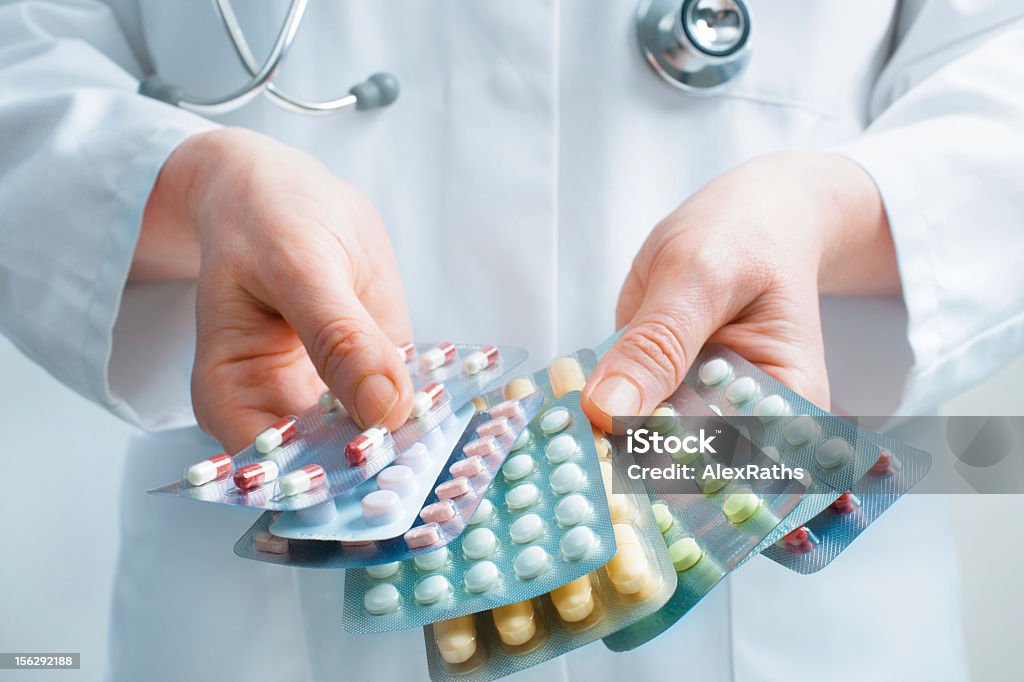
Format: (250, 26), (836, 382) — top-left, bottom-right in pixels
(3, 0), (1023, 679)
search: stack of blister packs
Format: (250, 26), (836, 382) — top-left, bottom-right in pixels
(149, 335), (930, 680)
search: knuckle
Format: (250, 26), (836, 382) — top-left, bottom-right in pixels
(310, 319), (373, 386)
(625, 314), (691, 387)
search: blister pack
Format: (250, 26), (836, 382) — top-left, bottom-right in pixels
(149, 341), (526, 511)
(233, 394), (542, 568)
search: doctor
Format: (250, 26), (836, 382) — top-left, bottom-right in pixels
(2, 0), (1023, 680)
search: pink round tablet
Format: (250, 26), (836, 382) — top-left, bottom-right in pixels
(361, 489), (401, 525)
(464, 437), (499, 458)
(435, 477), (473, 500)
(476, 417), (511, 439)
(377, 465), (417, 497)
(395, 442), (431, 472)
(419, 500), (457, 524)
(490, 400), (523, 421)
(449, 456), (485, 479)
(405, 523), (441, 549)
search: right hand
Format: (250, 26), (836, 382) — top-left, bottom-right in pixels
(138, 128), (414, 453)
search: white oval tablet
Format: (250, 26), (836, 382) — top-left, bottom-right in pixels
(361, 489), (402, 525)
(545, 434), (580, 464)
(462, 528), (498, 560)
(554, 494), (592, 526)
(509, 513), (545, 544)
(414, 575), (451, 605)
(364, 583), (400, 614)
(463, 561), (501, 594)
(365, 561), (400, 580)
(725, 377), (759, 404)
(549, 462), (585, 495)
(513, 546), (552, 580)
(560, 526), (598, 561)
(761, 446), (781, 463)
(502, 454), (535, 482)
(511, 429), (532, 452)
(468, 499), (493, 526)
(698, 358), (731, 385)
(784, 416), (820, 447)
(394, 442), (431, 472)
(753, 395), (789, 422)
(377, 465), (417, 497)
(505, 483), (540, 511)
(816, 437), (853, 469)
(413, 547), (449, 572)
(540, 407), (572, 435)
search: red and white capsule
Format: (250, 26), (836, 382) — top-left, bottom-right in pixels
(233, 460), (281, 491)
(186, 453), (232, 486)
(462, 345), (499, 375)
(420, 342), (456, 371)
(255, 417), (298, 454)
(412, 381), (446, 418)
(830, 492), (860, 515)
(345, 426), (389, 466)
(279, 464), (326, 497)
(396, 341), (416, 363)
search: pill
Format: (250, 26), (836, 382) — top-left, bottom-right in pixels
(652, 502), (675, 535)
(502, 454), (535, 482)
(361, 489), (401, 525)
(614, 522), (641, 546)
(784, 416), (820, 447)
(560, 526), (598, 561)
(476, 417), (512, 439)
(816, 437), (853, 469)
(434, 615), (478, 665)
(549, 356), (586, 397)
(551, 576), (595, 622)
(697, 472), (728, 495)
(753, 394), (789, 422)
(464, 437), (499, 458)
(831, 492), (859, 514)
(420, 342), (457, 371)
(471, 396), (487, 412)
(404, 523), (440, 549)
(595, 433), (612, 458)
(488, 398), (523, 421)
(319, 390), (342, 413)
(669, 537), (703, 572)
(698, 357), (731, 385)
(414, 546), (449, 572)
(468, 499), (493, 526)
(396, 341), (416, 362)
(463, 345), (500, 375)
(645, 403), (679, 432)
(376, 465), (417, 498)
(464, 561), (501, 594)
(870, 449), (900, 477)
(364, 583), (401, 614)
(503, 377), (536, 401)
(509, 513), (545, 544)
(723, 490), (761, 523)
(411, 381), (446, 419)
(761, 446), (781, 463)
(492, 599), (537, 645)
(725, 377), (759, 404)
(513, 545), (552, 580)
(365, 561), (400, 579)
(670, 433), (701, 466)
(781, 526), (817, 553)
(555, 494), (592, 526)
(345, 426), (389, 466)
(255, 417), (298, 454)
(186, 453), (233, 486)
(279, 464), (326, 497)
(545, 434), (580, 464)
(414, 575), (451, 605)
(606, 542), (653, 595)
(395, 442), (431, 472)
(254, 531), (289, 554)
(540, 407), (572, 435)
(505, 483), (540, 511)
(419, 500), (457, 524)
(449, 456), (485, 479)
(462, 527), (498, 560)
(549, 462), (585, 495)
(233, 460), (280, 490)
(435, 477), (472, 500)
(511, 429), (532, 452)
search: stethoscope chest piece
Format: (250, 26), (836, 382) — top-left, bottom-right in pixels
(637, 0), (751, 95)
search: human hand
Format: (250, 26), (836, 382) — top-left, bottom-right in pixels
(582, 151), (899, 432)
(138, 128), (414, 453)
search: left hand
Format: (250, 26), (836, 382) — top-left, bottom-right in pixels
(582, 151), (900, 432)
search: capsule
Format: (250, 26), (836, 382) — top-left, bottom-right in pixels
(396, 341), (416, 362)
(870, 448), (900, 477)
(279, 464), (326, 497)
(186, 453), (233, 486)
(476, 417), (511, 439)
(345, 426), (389, 466)
(462, 345), (499, 375)
(233, 460), (280, 490)
(411, 381), (446, 418)
(781, 526), (817, 554)
(255, 417), (298, 454)
(830, 492), (859, 515)
(420, 342), (456, 371)
(318, 391), (342, 414)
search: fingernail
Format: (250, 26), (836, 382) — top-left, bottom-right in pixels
(353, 374), (400, 427)
(590, 375), (643, 419)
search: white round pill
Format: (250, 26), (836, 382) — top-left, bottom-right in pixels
(725, 377), (759, 404)
(545, 434), (580, 464)
(365, 561), (400, 580)
(463, 561), (501, 594)
(698, 357), (731, 385)
(364, 584), (400, 614)
(540, 407), (572, 435)
(560, 526), (598, 561)
(509, 513), (545, 544)
(361, 489), (402, 525)
(784, 416), (820, 447)
(511, 429), (532, 452)
(761, 446), (781, 463)
(414, 574), (451, 605)
(462, 528), (498, 560)
(753, 395), (789, 422)
(413, 547), (449, 572)
(376, 465), (417, 497)
(513, 545), (552, 580)
(816, 437), (853, 469)
(505, 483), (540, 511)
(394, 442), (431, 472)
(468, 498), (493, 526)
(554, 494), (592, 526)
(549, 462), (585, 495)
(502, 454), (535, 482)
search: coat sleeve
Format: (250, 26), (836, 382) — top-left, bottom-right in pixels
(0, 0), (219, 429)
(830, 0), (1024, 415)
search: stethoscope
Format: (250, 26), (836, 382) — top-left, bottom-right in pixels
(140, 0), (751, 115)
